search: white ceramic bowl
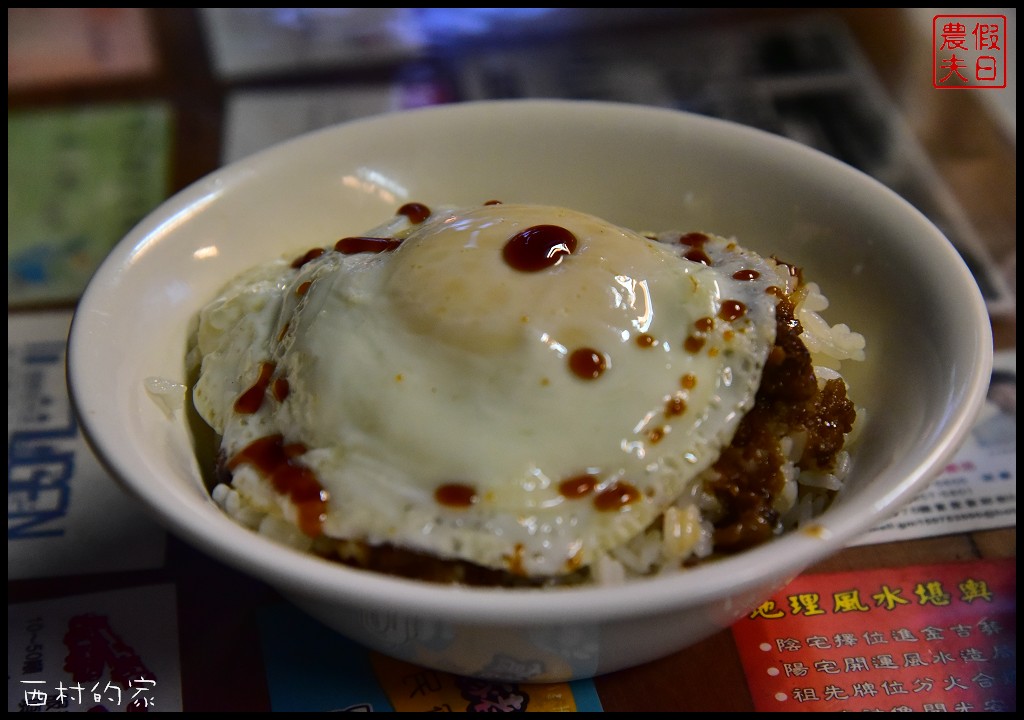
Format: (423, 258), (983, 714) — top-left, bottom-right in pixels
(68, 100), (992, 682)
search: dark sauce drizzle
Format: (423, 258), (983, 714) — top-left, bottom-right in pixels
(665, 395), (687, 416)
(272, 377), (290, 402)
(334, 237), (403, 254)
(568, 348), (607, 380)
(435, 483), (478, 508)
(234, 362), (276, 414)
(678, 232), (709, 247)
(227, 435), (327, 537)
(683, 335), (706, 353)
(397, 202), (431, 224)
(719, 300), (747, 322)
(594, 481), (640, 511)
(502, 224), (578, 272)
(291, 247), (324, 269)
(684, 248), (712, 265)
(558, 474), (598, 499)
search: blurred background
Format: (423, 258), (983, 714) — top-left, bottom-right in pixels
(7, 8), (1016, 332)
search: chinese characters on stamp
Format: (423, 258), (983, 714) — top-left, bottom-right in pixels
(933, 15), (1007, 89)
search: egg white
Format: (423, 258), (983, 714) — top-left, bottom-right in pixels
(193, 204), (785, 577)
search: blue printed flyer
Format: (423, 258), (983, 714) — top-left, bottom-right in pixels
(258, 603), (604, 712)
(7, 310), (167, 580)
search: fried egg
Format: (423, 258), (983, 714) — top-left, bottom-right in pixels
(192, 203), (786, 577)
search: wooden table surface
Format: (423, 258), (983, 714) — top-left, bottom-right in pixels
(9, 8), (1014, 712)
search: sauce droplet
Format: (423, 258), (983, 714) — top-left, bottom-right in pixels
(678, 232), (709, 247)
(335, 236), (403, 254)
(684, 335), (706, 354)
(558, 474), (598, 499)
(719, 300), (747, 322)
(681, 373), (698, 389)
(594, 481), (641, 511)
(733, 268), (761, 281)
(291, 247), (324, 269)
(665, 395), (687, 416)
(397, 202), (431, 224)
(568, 348), (607, 380)
(635, 333), (657, 348)
(435, 483), (478, 508)
(227, 434), (326, 537)
(272, 377), (290, 403)
(296, 280), (312, 296)
(234, 361), (275, 414)
(503, 224), (578, 272)
(684, 248), (712, 265)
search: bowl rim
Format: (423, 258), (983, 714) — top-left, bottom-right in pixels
(68, 98), (994, 624)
